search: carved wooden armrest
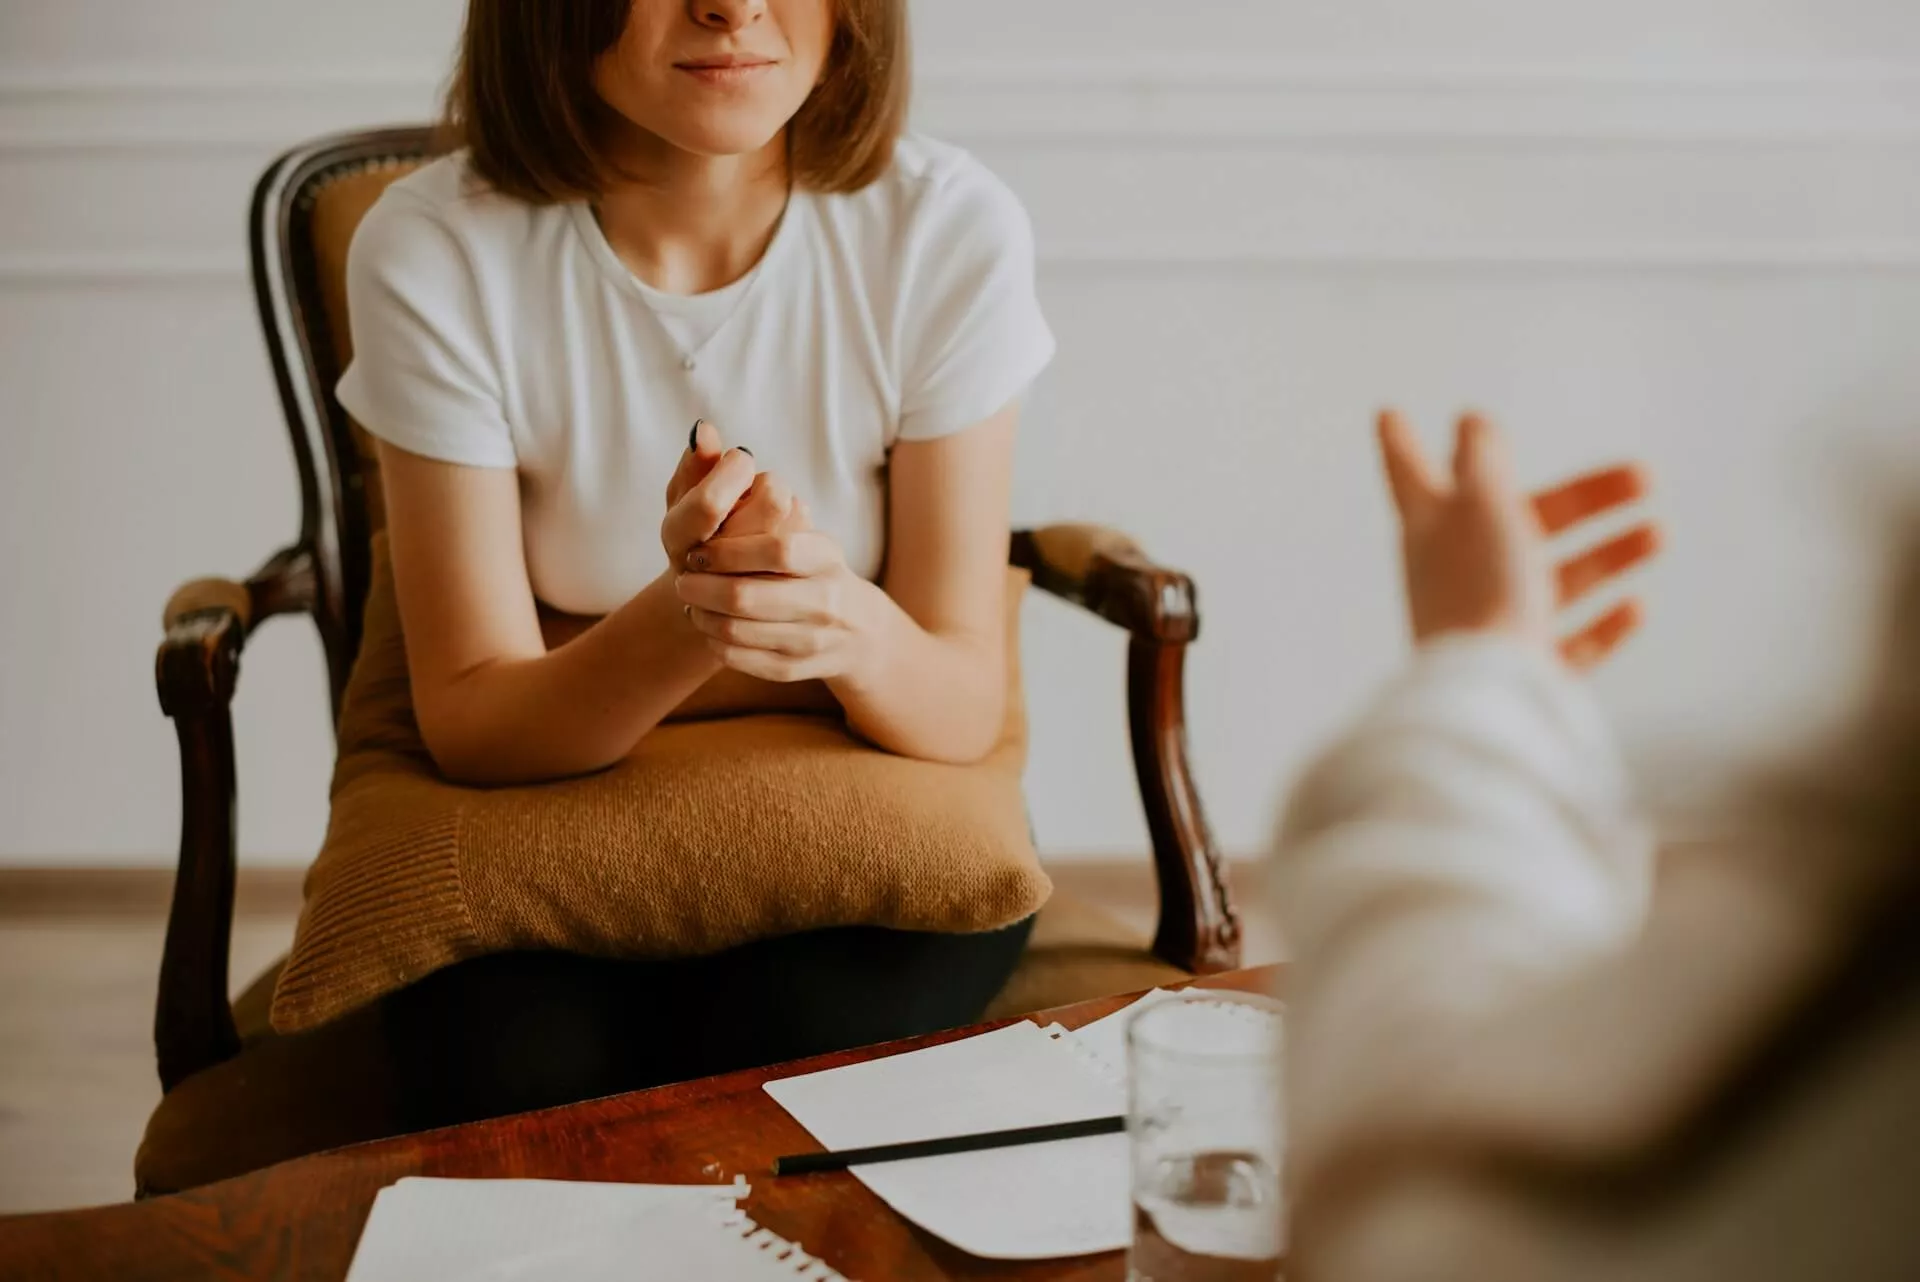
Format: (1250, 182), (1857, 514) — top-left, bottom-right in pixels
(156, 545), (316, 709)
(152, 545), (315, 1091)
(1010, 525), (1197, 643)
(1010, 525), (1240, 974)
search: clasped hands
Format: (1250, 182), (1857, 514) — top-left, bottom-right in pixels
(659, 418), (872, 683)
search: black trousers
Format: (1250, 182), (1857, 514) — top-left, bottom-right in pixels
(381, 915), (1036, 1130)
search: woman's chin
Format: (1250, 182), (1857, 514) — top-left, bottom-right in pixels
(657, 117), (788, 163)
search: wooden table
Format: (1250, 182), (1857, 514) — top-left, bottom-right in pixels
(0, 966), (1281, 1281)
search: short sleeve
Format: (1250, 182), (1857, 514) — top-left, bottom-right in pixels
(334, 189), (517, 469)
(896, 158), (1055, 442)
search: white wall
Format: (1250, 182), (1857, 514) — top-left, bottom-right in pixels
(4, 1), (1920, 867)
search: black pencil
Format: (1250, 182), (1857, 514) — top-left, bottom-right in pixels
(772, 1115), (1126, 1175)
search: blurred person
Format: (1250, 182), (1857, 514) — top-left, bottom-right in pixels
(1273, 412), (1920, 1279)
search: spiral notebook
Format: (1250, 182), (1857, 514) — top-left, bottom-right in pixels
(345, 1176), (847, 1282)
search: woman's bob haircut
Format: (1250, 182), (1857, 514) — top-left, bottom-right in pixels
(440, 0), (909, 202)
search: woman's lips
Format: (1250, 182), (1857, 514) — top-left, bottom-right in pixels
(675, 60), (777, 86)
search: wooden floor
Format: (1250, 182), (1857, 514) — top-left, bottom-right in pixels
(0, 864), (1280, 1216)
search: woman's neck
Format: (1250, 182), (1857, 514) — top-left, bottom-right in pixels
(592, 134), (791, 297)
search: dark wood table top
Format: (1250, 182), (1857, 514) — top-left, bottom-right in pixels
(0, 966), (1282, 1281)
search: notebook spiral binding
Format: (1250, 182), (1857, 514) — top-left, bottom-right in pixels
(708, 1200), (851, 1282)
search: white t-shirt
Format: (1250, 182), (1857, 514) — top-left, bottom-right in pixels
(336, 134), (1055, 616)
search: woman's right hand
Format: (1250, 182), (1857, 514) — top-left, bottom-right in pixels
(715, 470), (812, 540)
(659, 420), (763, 569)
(1378, 409), (1661, 670)
(661, 418), (811, 567)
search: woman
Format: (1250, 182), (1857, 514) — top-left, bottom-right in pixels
(1274, 414), (1920, 1278)
(337, 0), (1052, 1125)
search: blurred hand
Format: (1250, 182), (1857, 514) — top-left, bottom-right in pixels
(1378, 409), (1660, 670)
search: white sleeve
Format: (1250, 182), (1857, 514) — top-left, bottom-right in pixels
(1271, 635), (1654, 1179)
(896, 159), (1056, 442)
(334, 190), (517, 469)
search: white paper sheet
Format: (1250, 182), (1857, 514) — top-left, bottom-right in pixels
(344, 1177), (756, 1282)
(467, 1195), (848, 1282)
(764, 1020), (1132, 1260)
(1059, 987), (1185, 1079)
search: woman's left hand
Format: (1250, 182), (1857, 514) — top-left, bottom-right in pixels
(676, 528), (878, 683)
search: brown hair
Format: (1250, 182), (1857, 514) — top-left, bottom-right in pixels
(440, 0), (909, 203)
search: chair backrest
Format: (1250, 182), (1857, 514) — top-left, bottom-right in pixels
(251, 126), (442, 717)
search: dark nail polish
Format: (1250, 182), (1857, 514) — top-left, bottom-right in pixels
(687, 419), (704, 452)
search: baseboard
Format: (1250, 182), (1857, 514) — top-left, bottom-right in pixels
(0, 867), (307, 919)
(1045, 857), (1268, 904)
(0, 858), (1269, 921)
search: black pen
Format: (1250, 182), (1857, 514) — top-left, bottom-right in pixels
(772, 1115), (1126, 1175)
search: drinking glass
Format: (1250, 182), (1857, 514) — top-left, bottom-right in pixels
(1126, 990), (1285, 1282)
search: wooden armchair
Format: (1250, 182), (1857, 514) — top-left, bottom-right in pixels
(139, 127), (1239, 1195)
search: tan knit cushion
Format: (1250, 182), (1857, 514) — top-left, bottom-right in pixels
(270, 536), (1051, 1033)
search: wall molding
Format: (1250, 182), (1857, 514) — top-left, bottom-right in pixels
(7, 61), (1920, 285)
(9, 242), (1920, 288)
(0, 252), (240, 286)
(6, 61), (1920, 151)
(0, 867), (308, 918)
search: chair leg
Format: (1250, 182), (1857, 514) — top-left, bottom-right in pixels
(1128, 636), (1241, 973)
(156, 709), (242, 1092)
